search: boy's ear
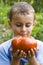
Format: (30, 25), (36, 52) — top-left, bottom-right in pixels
(8, 19), (12, 27)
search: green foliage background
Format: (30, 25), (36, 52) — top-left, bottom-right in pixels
(0, 0), (43, 43)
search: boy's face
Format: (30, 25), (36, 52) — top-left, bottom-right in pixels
(9, 13), (34, 36)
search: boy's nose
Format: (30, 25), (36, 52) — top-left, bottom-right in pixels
(21, 25), (26, 32)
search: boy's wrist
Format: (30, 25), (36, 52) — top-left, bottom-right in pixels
(28, 55), (35, 60)
(28, 56), (39, 65)
(11, 58), (20, 65)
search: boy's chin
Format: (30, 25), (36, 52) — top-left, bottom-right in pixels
(15, 34), (30, 37)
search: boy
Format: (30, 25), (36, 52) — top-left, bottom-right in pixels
(0, 2), (43, 65)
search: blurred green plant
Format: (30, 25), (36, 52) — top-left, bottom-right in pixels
(0, 6), (10, 24)
(31, 13), (43, 41)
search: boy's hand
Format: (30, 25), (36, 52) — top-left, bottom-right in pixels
(27, 48), (39, 59)
(10, 48), (39, 60)
(26, 48), (40, 65)
(10, 49), (26, 62)
(12, 50), (26, 59)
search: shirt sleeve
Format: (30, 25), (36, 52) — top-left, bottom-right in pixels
(0, 39), (12, 65)
(0, 45), (10, 65)
(36, 41), (43, 64)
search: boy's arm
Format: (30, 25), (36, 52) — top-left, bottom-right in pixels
(10, 49), (20, 65)
(29, 56), (43, 65)
(28, 56), (40, 65)
(27, 47), (43, 65)
(10, 49), (27, 65)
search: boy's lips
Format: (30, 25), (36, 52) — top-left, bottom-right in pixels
(19, 33), (28, 36)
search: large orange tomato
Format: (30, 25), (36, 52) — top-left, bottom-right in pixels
(12, 35), (37, 52)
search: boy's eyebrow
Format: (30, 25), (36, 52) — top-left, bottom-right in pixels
(14, 21), (32, 24)
(14, 21), (22, 24)
(26, 22), (32, 24)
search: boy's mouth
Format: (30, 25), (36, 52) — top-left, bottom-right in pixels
(19, 33), (28, 36)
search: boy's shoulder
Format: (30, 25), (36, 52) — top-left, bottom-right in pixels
(0, 39), (13, 53)
(0, 39), (13, 59)
(0, 39), (12, 48)
(36, 39), (43, 45)
(0, 39), (13, 64)
(36, 39), (43, 49)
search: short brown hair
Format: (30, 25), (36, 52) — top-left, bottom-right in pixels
(8, 2), (35, 21)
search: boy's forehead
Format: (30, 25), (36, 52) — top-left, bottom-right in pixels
(12, 13), (34, 21)
(11, 13), (34, 25)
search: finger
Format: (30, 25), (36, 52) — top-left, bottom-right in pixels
(23, 52), (26, 56)
(15, 49), (20, 55)
(33, 48), (39, 54)
(23, 52), (27, 58)
(13, 49), (20, 57)
(20, 50), (24, 57)
(22, 51), (27, 58)
(10, 48), (13, 53)
(21, 50), (23, 53)
(19, 50), (26, 58)
(27, 50), (31, 58)
(30, 48), (35, 56)
(20, 50), (26, 56)
(10, 48), (16, 54)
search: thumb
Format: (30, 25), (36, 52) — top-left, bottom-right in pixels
(10, 48), (13, 54)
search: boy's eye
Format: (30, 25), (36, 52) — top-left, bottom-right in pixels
(15, 24), (22, 27)
(26, 24), (31, 27)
